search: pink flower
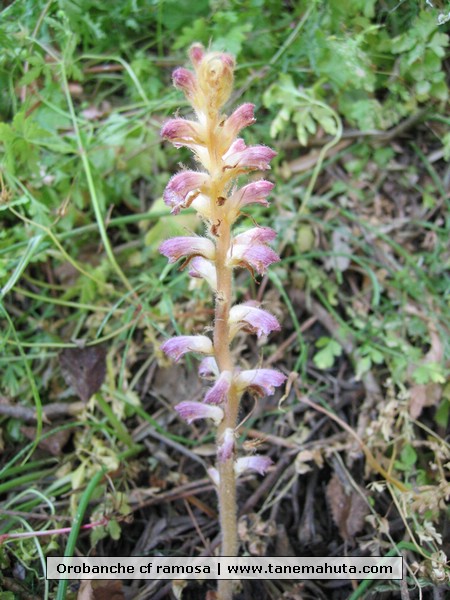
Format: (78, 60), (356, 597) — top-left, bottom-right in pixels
(229, 303), (280, 339)
(234, 226), (277, 245)
(175, 401), (223, 425)
(217, 428), (235, 463)
(159, 236), (215, 263)
(230, 180), (274, 211)
(161, 118), (204, 148)
(198, 357), (219, 378)
(172, 67), (197, 98)
(163, 171), (210, 214)
(161, 335), (213, 362)
(228, 243), (280, 275)
(222, 104), (255, 140)
(235, 368), (286, 397)
(223, 139), (277, 171)
(188, 256), (217, 290)
(204, 371), (232, 405)
(235, 455), (273, 476)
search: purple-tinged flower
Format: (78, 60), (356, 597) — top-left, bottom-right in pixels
(222, 103), (255, 140)
(161, 118), (205, 148)
(235, 455), (273, 476)
(188, 256), (217, 290)
(230, 180), (274, 211)
(204, 371), (232, 405)
(207, 467), (220, 486)
(234, 226), (277, 245)
(161, 335), (213, 362)
(235, 368), (286, 397)
(223, 139), (277, 171)
(198, 357), (219, 378)
(217, 428), (235, 463)
(163, 171), (210, 214)
(159, 236), (215, 263)
(189, 43), (205, 67)
(175, 401), (223, 425)
(228, 243), (280, 275)
(172, 67), (197, 98)
(229, 303), (281, 339)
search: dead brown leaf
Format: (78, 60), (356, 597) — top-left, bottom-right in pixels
(326, 473), (369, 544)
(21, 426), (71, 456)
(77, 580), (125, 600)
(59, 345), (107, 402)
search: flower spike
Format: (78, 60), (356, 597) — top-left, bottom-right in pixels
(159, 45), (284, 583)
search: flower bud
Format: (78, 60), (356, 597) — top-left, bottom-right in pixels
(204, 371), (232, 405)
(197, 51), (235, 113)
(217, 428), (235, 462)
(172, 67), (197, 99)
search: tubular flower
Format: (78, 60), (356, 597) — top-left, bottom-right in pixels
(159, 45), (284, 574)
(229, 303), (281, 339)
(229, 180), (274, 210)
(188, 256), (217, 290)
(235, 369), (287, 397)
(235, 455), (273, 476)
(198, 357), (219, 379)
(228, 243), (280, 275)
(163, 171), (210, 214)
(223, 139), (277, 172)
(175, 401), (224, 425)
(161, 118), (206, 149)
(161, 335), (213, 362)
(159, 236), (215, 264)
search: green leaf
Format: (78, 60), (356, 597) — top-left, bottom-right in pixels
(400, 444), (417, 468)
(412, 362), (446, 385)
(107, 519), (122, 541)
(313, 338), (342, 370)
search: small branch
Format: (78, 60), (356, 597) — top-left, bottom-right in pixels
(0, 399), (85, 423)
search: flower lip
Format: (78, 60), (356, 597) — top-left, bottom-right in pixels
(172, 67), (197, 96)
(161, 335), (213, 362)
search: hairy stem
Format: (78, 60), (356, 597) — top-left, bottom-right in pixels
(208, 116), (239, 599)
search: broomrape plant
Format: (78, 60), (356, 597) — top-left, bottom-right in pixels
(160, 44), (286, 599)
